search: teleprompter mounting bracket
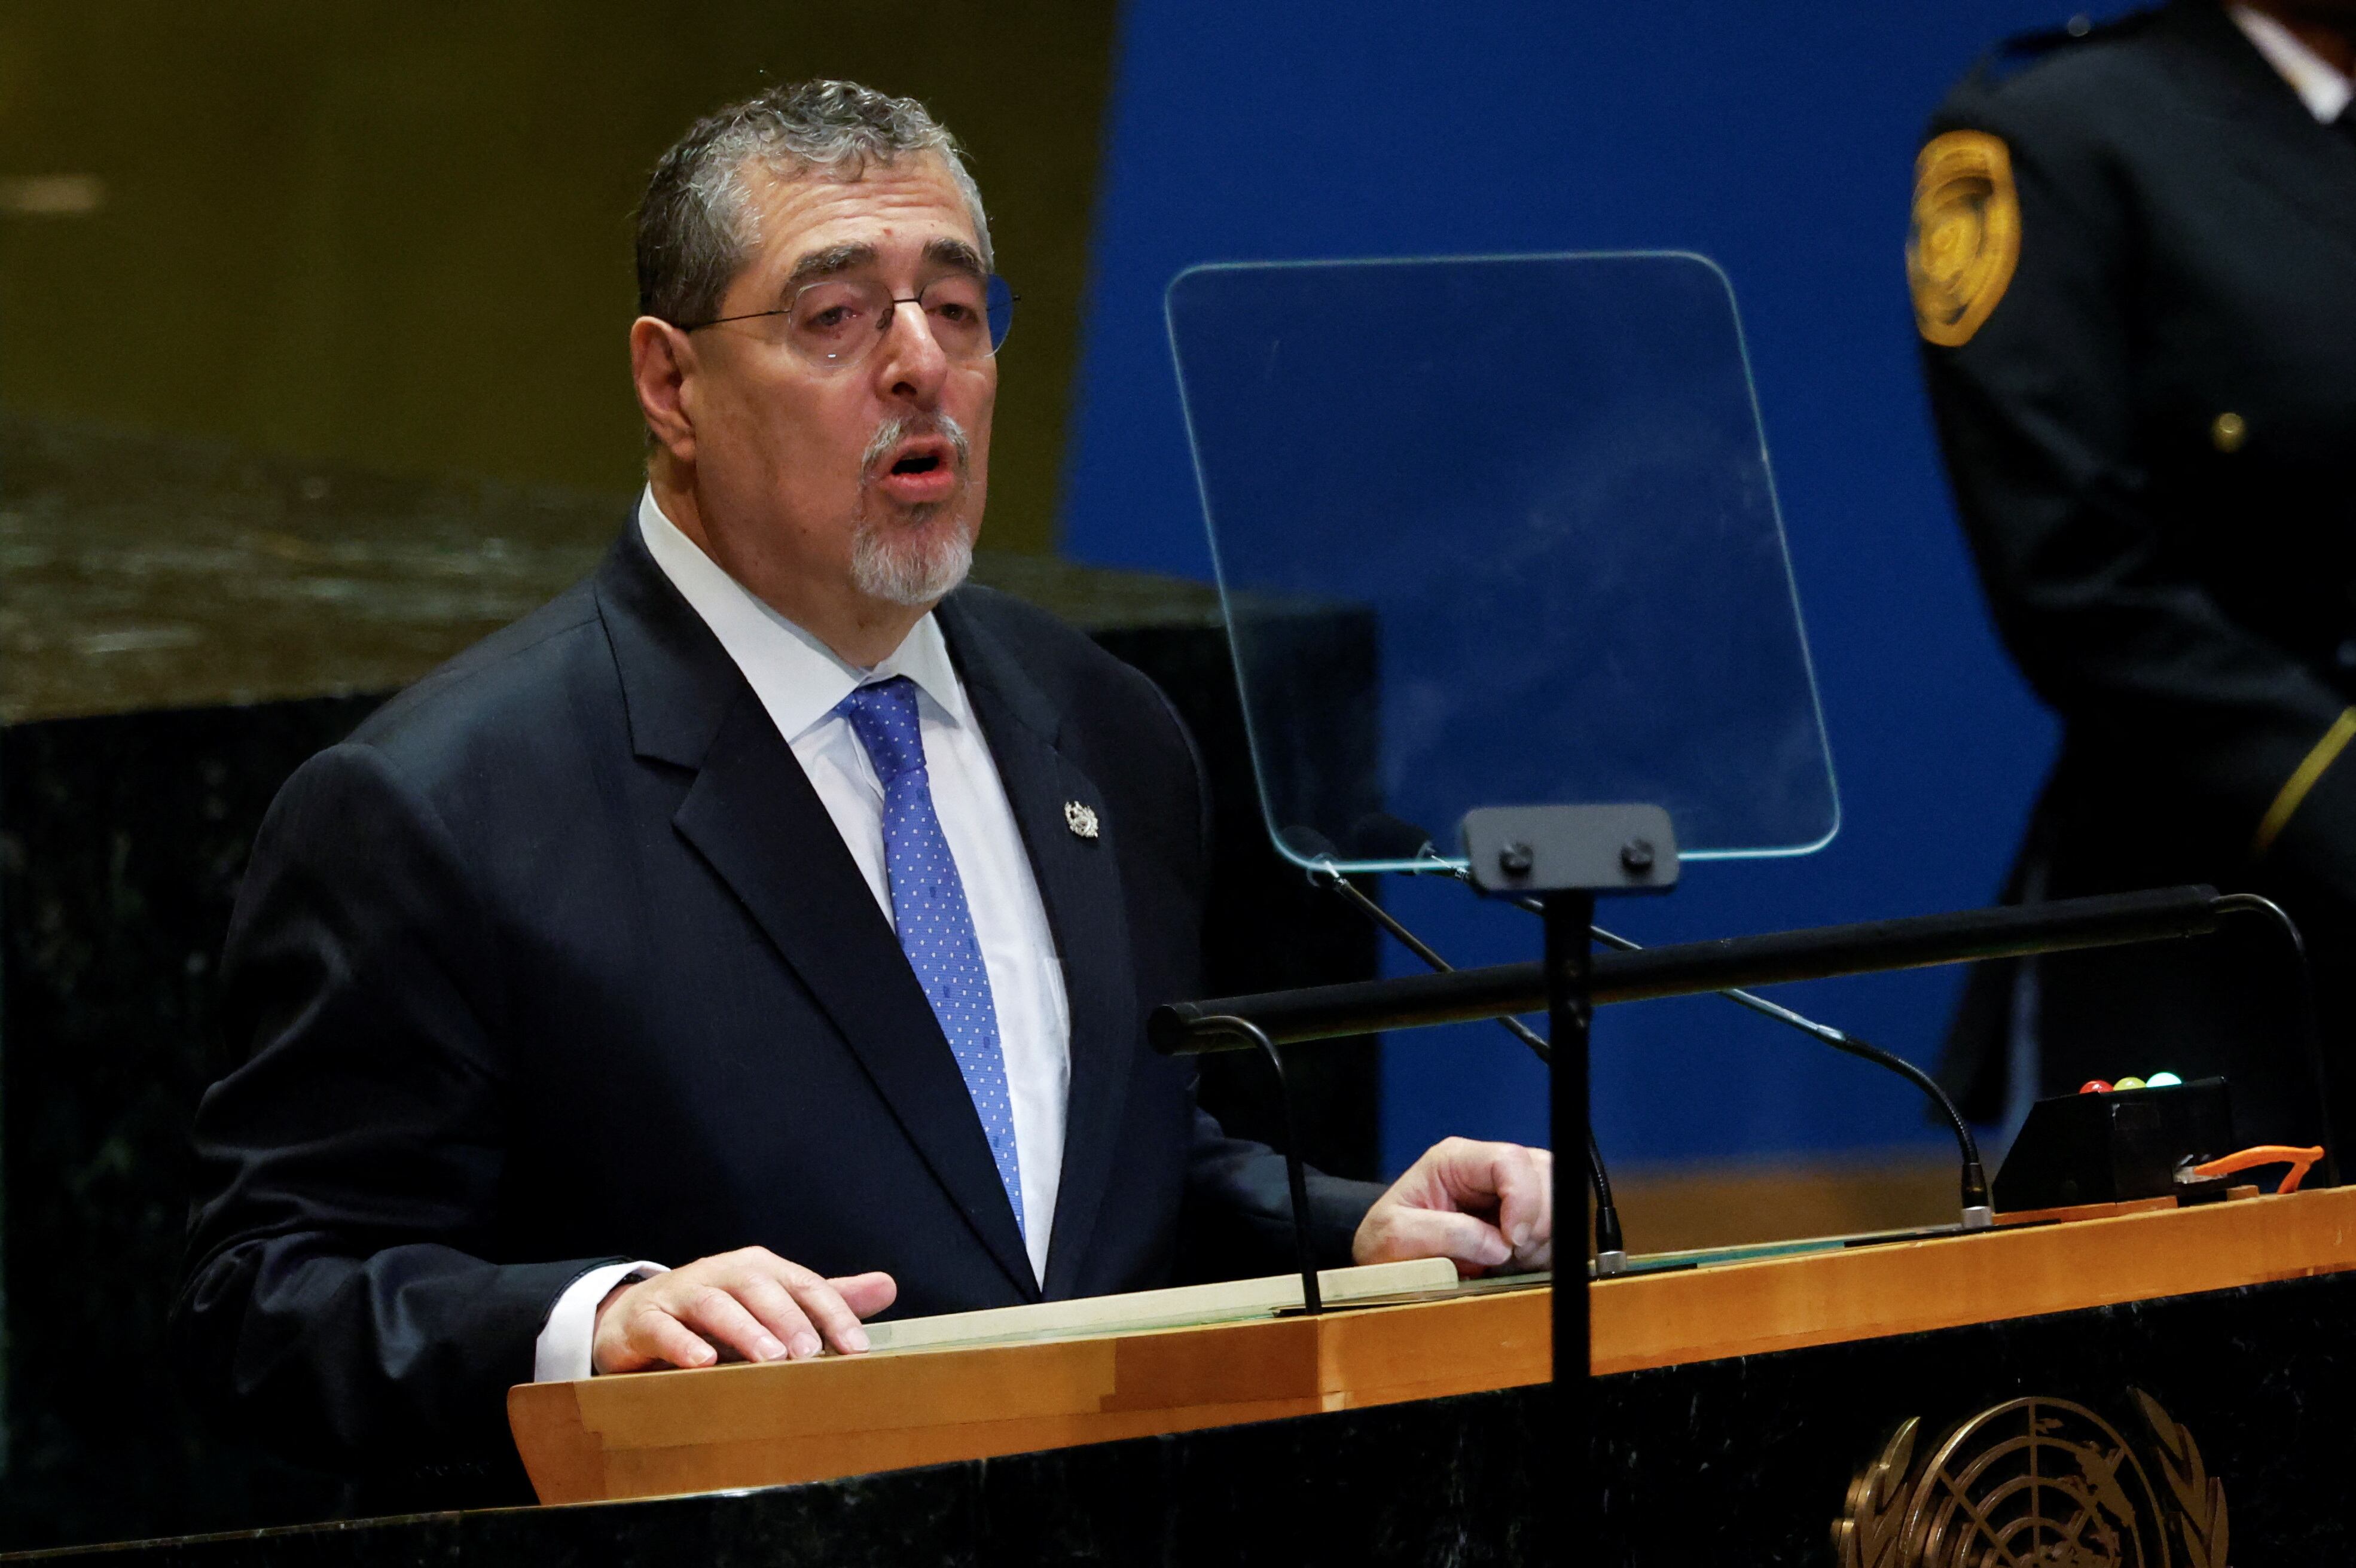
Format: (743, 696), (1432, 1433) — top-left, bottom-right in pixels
(1455, 800), (1677, 1554)
(1460, 803), (1680, 897)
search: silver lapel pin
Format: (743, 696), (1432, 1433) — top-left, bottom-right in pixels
(1064, 800), (1100, 840)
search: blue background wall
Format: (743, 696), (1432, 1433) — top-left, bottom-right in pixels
(1061, 2), (2118, 1174)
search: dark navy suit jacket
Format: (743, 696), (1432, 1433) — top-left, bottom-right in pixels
(173, 524), (1377, 1480)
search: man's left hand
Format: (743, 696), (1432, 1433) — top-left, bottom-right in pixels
(1351, 1137), (1553, 1276)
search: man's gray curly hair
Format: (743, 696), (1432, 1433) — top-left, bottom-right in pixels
(635, 80), (991, 328)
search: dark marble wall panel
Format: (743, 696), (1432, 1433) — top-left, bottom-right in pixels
(0, 698), (379, 1547)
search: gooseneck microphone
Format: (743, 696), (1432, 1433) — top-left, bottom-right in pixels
(1329, 815), (1995, 1228)
(1281, 827), (1629, 1271)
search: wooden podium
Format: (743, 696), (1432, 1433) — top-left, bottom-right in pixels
(509, 1184), (2356, 1509)
(508, 1258), (1540, 1505)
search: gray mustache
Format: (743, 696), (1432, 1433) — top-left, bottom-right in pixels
(862, 413), (971, 477)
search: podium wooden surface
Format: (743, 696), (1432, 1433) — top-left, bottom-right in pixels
(510, 1273), (1550, 1506)
(509, 1185), (2356, 1508)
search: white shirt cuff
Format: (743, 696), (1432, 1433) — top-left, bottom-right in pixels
(532, 1260), (667, 1383)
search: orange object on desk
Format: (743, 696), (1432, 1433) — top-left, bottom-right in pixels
(2189, 1143), (2325, 1193)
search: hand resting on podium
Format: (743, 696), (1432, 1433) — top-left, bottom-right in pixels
(1351, 1137), (1554, 1277)
(593, 1250), (899, 1373)
(590, 1136), (1551, 1374)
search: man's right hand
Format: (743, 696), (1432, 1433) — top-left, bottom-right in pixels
(591, 1247), (898, 1373)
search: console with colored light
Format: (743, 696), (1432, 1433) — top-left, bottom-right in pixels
(1992, 1076), (2238, 1212)
(1989, 1074), (2325, 1213)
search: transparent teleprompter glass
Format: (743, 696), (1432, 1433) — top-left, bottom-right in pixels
(1165, 252), (1838, 874)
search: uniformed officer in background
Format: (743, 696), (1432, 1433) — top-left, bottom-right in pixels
(1916, 0), (2356, 1150)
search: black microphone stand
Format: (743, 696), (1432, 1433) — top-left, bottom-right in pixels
(1330, 814), (1992, 1226)
(1283, 829), (1629, 1270)
(1158, 798), (2276, 1567)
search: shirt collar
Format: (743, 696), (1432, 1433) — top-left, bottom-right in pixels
(2229, 5), (2355, 123)
(635, 487), (970, 743)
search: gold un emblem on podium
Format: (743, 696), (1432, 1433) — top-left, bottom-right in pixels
(1836, 1391), (2227, 1568)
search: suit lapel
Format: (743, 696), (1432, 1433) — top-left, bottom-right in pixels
(938, 596), (1139, 1301)
(598, 529), (1037, 1300)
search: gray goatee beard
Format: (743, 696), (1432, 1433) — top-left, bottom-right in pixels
(852, 412), (976, 607)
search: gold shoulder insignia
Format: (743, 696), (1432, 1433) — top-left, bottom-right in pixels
(1907, 129), (2020, 348)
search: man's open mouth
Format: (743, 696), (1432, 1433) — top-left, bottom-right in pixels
(868, 432), (963, 507)
(875, 435), (958, 481)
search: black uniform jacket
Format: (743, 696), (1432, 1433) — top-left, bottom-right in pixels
(172, 521), (1378, 1478)
(1918, 1), (2356, 1136)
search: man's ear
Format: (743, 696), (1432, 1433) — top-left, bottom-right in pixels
(630, 316), (698, 465)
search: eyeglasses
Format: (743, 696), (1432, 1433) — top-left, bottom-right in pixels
(676, 273), (1017, 372)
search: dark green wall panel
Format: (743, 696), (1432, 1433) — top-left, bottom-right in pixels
(0, 2), (1118, 554)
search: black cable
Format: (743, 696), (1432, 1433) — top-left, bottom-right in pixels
(1321, 867), (1626, 1257)
(1327, 822), (1992, 1222)
(1585, 1116), (1623, 1260)
(2211, 892), (2340, 1188)
(1283, 828), (1626, 1265)
(1549, 899), (1990, 1219)
(1193, 1014), (1322, 1312)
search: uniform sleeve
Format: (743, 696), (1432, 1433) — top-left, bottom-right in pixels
(172, 743), (622, 1473)
(1918, 93), (2356, 898)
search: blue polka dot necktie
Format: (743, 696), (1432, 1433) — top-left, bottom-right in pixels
(834, 676), (1025, 1239)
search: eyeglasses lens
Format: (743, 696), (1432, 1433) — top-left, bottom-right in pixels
(784, 275), (1017, 370)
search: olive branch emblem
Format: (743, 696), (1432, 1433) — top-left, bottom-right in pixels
(1834, 1417), (1917, 1568)
(2132, 1389), (2230, 1568)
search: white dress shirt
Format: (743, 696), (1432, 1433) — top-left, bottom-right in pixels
(532, 490), (1073, 1381)
(2230, 5), (2354, 123)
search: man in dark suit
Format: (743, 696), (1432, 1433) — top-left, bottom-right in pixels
(1916, 1), (2356, 1143)
(173, 80), (1552, 1487)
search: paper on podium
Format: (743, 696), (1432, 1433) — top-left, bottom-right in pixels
(858, 1256), (1465, 1355)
